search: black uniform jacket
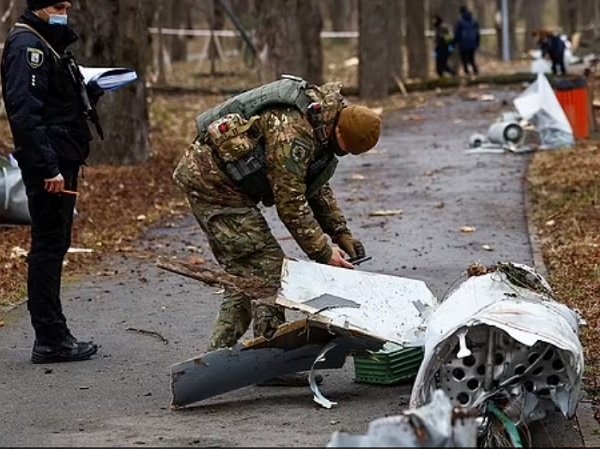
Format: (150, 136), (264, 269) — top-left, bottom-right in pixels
(1, 10), (92, 179)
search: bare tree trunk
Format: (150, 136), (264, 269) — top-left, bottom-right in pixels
(474, 0), (488, 28)
(430, 0), (460, 23)
(156, 4), (168, 85)
(73, 0), (156, 166)
(168, 0), (190, 62)
(523, 0), (544, 52)
(406, 0), (428, 79)
(595, 0), (600, 37)
(509, 0), (522, 57)
(329, 0), (353, 31)
(578, 0), (596, 28)
(388, 0), (405, 89)
(559, 0), (579, 36)
(297, 0), (323, 84)
(208, 0), (226, 75)
(252, 0), (322, 84)
(358, 0), (390, 99)
(0, 0), (18, 42)
(495, 0), (502, 59)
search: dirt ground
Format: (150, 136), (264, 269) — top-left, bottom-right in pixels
(0, 87), (586, 447)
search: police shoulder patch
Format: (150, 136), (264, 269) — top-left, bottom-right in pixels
(26, 47), (44, 69)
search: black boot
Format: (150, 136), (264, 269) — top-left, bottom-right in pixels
(31, 338), (98, 364)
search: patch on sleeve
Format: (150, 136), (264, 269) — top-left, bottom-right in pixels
(26, 48), (44, 69)
(284, 138), (312, 176)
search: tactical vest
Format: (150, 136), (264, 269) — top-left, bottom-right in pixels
(196, 76), (342, 205)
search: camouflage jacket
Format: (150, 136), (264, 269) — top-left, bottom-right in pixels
(173, 106), (351, 263)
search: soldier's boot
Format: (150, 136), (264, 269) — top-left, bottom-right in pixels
(257, 372), (324, 387)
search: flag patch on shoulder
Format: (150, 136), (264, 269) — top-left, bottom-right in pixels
(26, 47), (44, 69)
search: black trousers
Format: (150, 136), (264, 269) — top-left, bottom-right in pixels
(21, 166), (79, 345)
(550, 53), (567, 75)
(436, 52), (456, 77)
(460, 48), (479, 75)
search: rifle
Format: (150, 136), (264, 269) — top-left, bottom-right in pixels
(62, 50), (105, 140)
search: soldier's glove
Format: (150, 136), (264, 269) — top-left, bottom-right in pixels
(332, 232), (365, 259)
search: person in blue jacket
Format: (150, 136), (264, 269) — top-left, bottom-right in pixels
(454, 6), (481, 77)
(1, 0), (100, 363)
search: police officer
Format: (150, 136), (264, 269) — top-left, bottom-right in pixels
(173, 76), (381, 386)
(1, 0), (98, 363)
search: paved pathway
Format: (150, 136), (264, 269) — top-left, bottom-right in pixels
(0, 88), (588, 447)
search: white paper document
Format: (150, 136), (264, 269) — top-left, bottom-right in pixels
(78, 66), (138, 91)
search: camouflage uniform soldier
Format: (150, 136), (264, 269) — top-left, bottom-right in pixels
(173, 76), (381, 385)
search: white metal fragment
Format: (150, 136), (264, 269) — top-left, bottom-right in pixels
(310, 341), (338, 409)
(327, 389), (478, 447)
(410, 262), (584, 425)
(276, 258), (438, 347)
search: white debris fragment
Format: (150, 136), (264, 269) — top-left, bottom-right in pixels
(410, 262), (584, 426)
(10, 246), (27, 259)
(310, 342), (338, 409)
(368, 209), (403, 217)
(327, 390), (478, 447)
(67, 248), (94, 254)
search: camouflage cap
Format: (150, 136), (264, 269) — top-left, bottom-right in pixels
(337, 105), (382, 155)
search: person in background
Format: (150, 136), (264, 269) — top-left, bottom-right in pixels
(454, 6), (481, 78)
(1, 0), (100, 363)
(433, 15), (456, 78)
(533, 29), (567, 76)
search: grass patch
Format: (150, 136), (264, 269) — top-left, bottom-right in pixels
(528, 140), (600, 421)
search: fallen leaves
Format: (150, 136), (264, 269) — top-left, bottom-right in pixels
(529, 137), (600, 414)
(0, 94), (220, 309)
(187, 257), (205, 266)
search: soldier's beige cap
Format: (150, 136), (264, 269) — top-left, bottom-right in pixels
(337, 105), (382, 155)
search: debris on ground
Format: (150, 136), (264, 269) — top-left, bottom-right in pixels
(0, 155), (30, 225)
(164, 257), (585, 446)
(368, 209), (403, 217)
(466, 73), (575, 154)
(156, 256), (278, 302)
(411, 262), (584, 441)
(167, 258), (438, 409)
(327, 389), (478, 447)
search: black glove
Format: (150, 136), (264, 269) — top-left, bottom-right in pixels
(332, 233), (366, 259)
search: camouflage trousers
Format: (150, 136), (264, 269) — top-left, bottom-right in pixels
(188, 196), (286, 351)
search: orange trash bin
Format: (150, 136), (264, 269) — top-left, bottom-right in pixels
(555, 77), (590, 140)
